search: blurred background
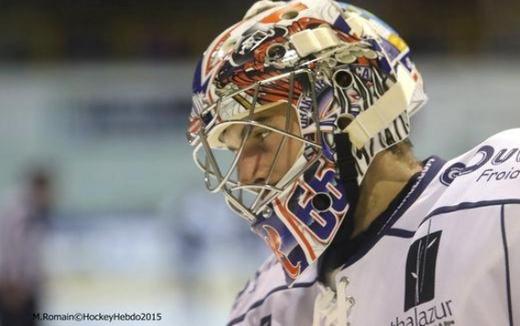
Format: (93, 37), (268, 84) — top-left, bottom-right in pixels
(0, 0), (518, 325)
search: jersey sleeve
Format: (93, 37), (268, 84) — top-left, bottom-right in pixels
(227, 255), (319, 326)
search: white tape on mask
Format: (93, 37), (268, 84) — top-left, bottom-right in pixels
(289, 26), (342, 57)
(344, 65), (416, 148)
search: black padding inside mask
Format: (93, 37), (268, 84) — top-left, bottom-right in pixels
(333, 133), (359, 206)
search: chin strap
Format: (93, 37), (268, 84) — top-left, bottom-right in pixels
(333, 133), (359, 206)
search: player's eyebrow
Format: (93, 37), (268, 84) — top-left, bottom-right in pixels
(219, 114), (277, 150)
(242, 115), (274, 137)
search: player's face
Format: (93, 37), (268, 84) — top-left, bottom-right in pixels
(219, 105), (302, 186)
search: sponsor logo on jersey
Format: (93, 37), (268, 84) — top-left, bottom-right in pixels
(440, 145), (520, 185)
(390, 300), (455, 326)
(404, 231), (442, 311)
(392, 231), (455, 326)
(476, 166), (520, 183)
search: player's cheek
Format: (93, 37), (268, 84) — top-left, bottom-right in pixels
(273, 138), (296, 175)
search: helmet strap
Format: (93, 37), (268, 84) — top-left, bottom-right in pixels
(317, 133), (360, 282)
(333, 132), (359, 206)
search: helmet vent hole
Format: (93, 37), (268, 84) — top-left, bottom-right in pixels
(312, 193), (332, 212)
(336, 114), (354, 130)
(282, 11), (299, 20)
(266, 44), (286, 60)
(333, 70), (354, 88)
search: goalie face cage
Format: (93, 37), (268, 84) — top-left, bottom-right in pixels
(190, 69), (323, 224)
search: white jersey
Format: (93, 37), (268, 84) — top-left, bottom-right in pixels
(227, 129), (520, 326)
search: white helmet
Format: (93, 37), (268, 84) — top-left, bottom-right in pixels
(187, 0), (427, 282)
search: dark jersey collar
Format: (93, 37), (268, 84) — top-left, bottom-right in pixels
(318, 156), (446, 281)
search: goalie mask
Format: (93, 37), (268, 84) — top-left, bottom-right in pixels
(187, 0), (426, 282)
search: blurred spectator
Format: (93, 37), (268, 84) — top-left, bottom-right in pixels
(0, 168), (53, 326)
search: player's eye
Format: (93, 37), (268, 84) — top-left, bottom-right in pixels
(254, 129), (272, 140)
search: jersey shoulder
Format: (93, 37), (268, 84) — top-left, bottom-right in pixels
(227, 255), (318, 325)
(435, 128), (520, 206)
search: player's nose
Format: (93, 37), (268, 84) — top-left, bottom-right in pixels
(237, 146), (269, 185)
